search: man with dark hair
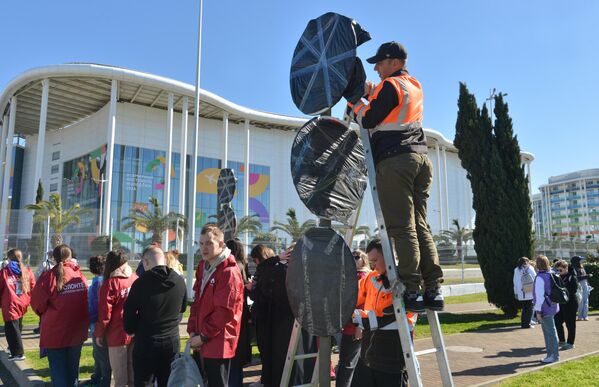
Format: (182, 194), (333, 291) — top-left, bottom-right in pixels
(187, 224), (244, 387)
(351, 238), (415, 386)
(347, 41), (444, 313)
(123, 246), (187, 387)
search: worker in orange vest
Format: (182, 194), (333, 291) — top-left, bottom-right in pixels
(347, 41), (444, 313)
(350, 238), (417, 387)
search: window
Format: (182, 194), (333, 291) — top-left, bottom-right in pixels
(52, 151), (60, 161)
(51, 164), (59, 174)
(50, 183), (58, 192)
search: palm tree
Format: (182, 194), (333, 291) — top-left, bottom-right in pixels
(271, 208), (316, 242)
(440, 219), (473, 280)
(122, 196), (187, 247)
(235, 215), (262, 238)
(25, 193), (91, 247)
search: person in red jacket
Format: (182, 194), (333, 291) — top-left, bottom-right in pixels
(0, 248), (35, 360)
(187, 224), (244, 387)
(95, 250), (137, 387)
(31, 244), (89, 387)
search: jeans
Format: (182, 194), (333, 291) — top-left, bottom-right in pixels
(540, 315), (559, 360)
(335, 334), (361, 387)
(133, 335), (180, 387)
(47, 345), (83, 387)
(578, 280), (590, 319)
(92, 339), (111, 387)
(376, 153), (444, 291)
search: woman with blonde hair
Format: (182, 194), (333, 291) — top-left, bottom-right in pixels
(0, 248), (36, 360)
(165, 249), (183, 275)
(533, 255), (560, 364)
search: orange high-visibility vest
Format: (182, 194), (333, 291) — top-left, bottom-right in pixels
(355, 74), (423, 135)
(354, 271), (416, 330)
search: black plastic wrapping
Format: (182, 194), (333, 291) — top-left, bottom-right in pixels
(291, 117), (367, 223)
(290, 12), (371, 115)
(217, 203), (237, 241)
(286, 227), (358, 336)
(217, 168), (237, 206)
(342, 57), (367, 104)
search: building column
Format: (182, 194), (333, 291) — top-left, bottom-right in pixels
(163, 93), (174, 250)
(244, 119), (250, 247)
(0, 114), (8, 204)
(33, 79), (50, 202)
(435, 143), (443, 231)
(178, 96), (189, 251)
(0, 98), (17, 249)
(222, 112), (229, 169)
(102, 80), (118, 236)
(442, 147), (450, 229)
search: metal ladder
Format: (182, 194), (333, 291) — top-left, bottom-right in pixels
(356, 122), (454, 387)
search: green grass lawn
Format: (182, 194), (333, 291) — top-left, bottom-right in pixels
(440, 263), (480, 269)
(498, 354), (599, 386)
(0, 307), (39, 327)
(443, 277), (484, 285)
(414, 309), (519, 338)
(444, 292), (488, 305)
(25, 344), (95, 382)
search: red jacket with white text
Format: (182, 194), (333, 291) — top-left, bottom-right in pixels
(31, 260), (89, 349)
(187, 254), (244, 359)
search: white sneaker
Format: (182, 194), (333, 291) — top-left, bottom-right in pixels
(541, 355), (558, 364)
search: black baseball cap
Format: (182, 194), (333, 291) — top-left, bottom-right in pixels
(366, 41), (408, 64)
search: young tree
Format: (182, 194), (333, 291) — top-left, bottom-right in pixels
(25, 192), (91, 247)
(454, 83), (532, 317)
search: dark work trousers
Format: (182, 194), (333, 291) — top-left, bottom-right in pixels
(335, 334), (361, 387)
(4, 318), (23, 356)
(133, 335), (180, 387)
(198, 357), (230, 387)
(376, 153), (444, 291)
(554, 305), (577, 345)
(351, 358), (408, 387)
(520, 300), (533, 328)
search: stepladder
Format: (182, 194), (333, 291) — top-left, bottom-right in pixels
(355, 121), (454, 387)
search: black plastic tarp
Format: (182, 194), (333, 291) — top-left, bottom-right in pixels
(217, 203), (237, 241)
(291, 117), (367, 223)
(290, 12), (371, 115)
(217, 168), (237, 206)
(286, 227), (358, 336)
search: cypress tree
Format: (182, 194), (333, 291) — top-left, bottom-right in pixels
(454, 83), (531, 317)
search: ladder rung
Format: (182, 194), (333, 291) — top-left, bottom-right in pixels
(415, 348), (438, 356)
(292, 353), (319, 360)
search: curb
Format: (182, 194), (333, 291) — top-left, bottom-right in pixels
(0, 342), (45, 386)
(472, 349), (599, 386)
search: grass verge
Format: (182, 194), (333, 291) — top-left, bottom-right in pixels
(415, 309), (519, 338)
(440, 263), (480, 269)
(0, 308), (39, 327)
(498, 354), (599, 386)
(444, 292), (488, 305)
(443, 277), (484, 285)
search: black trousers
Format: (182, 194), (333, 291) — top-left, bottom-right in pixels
(336, 334), (361, 387)
(133, 335), (180, 387)
(520, 300), (533, 328)
(255, 313), (295, 387)
(5, 318), (23, 356)
(351, 358), (408, 387)
(554, 307), (577, 345)
(196, 357), (230, 387)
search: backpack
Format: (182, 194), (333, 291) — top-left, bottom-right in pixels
(167, 341), (205, 387)
(521, 268), (534, 294)
(547, 273), (569, 304)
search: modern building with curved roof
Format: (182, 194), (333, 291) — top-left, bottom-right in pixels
(0, 63), (534, 260)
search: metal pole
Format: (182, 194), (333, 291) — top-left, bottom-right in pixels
(222, 112), (229, 169)
(179, 96), (189, 252)
(44, 216), (50, 254)
(0, 98), (17, 250)
(103, 80), (118, 235)
(33, 79), (50, 204)
(435, 143), (443, 230)
(187, 0), (204, 299)
(99, 173), (104, 233)
(109, 218), (114, 251)
(244, 119), (250, 248)
(442, 147), (450, 229)
(164, 93), (174, 251)
(0, 115), (7, 205)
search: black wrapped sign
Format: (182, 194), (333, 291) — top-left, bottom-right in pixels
(217, 203), (237, 241)
(286, 227), (358, 336)
(217, 168), (237, 206)
(291, 117), (367, 223)
(290, 12), (371, 115)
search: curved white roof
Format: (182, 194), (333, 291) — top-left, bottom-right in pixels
(0, 63), (533, 161)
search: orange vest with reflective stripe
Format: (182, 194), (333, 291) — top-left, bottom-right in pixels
(358, 73), (423, 135)
(356, 271), (416, 327)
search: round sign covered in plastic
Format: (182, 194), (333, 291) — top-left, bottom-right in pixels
(286, 227), (358, 336)
(291, 117), (367, 223)
(290, 12), (371, 115)
(217, 168), (237, 206)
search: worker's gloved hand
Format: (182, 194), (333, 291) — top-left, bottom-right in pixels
(364, 81), (375, 98)
(344, 102), (355, 122)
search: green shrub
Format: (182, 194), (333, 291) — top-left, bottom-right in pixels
(583, 262), (599, 309)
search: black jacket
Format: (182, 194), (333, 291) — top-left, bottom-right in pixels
(123, 265), (187, 341)
(559, 269), (579, 311)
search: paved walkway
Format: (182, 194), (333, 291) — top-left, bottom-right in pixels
(1, 308), (598, 386)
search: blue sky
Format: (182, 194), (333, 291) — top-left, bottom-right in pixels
(1, 1), (598, 193)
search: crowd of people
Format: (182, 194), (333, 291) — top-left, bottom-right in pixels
(512, 254), (593, 364)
